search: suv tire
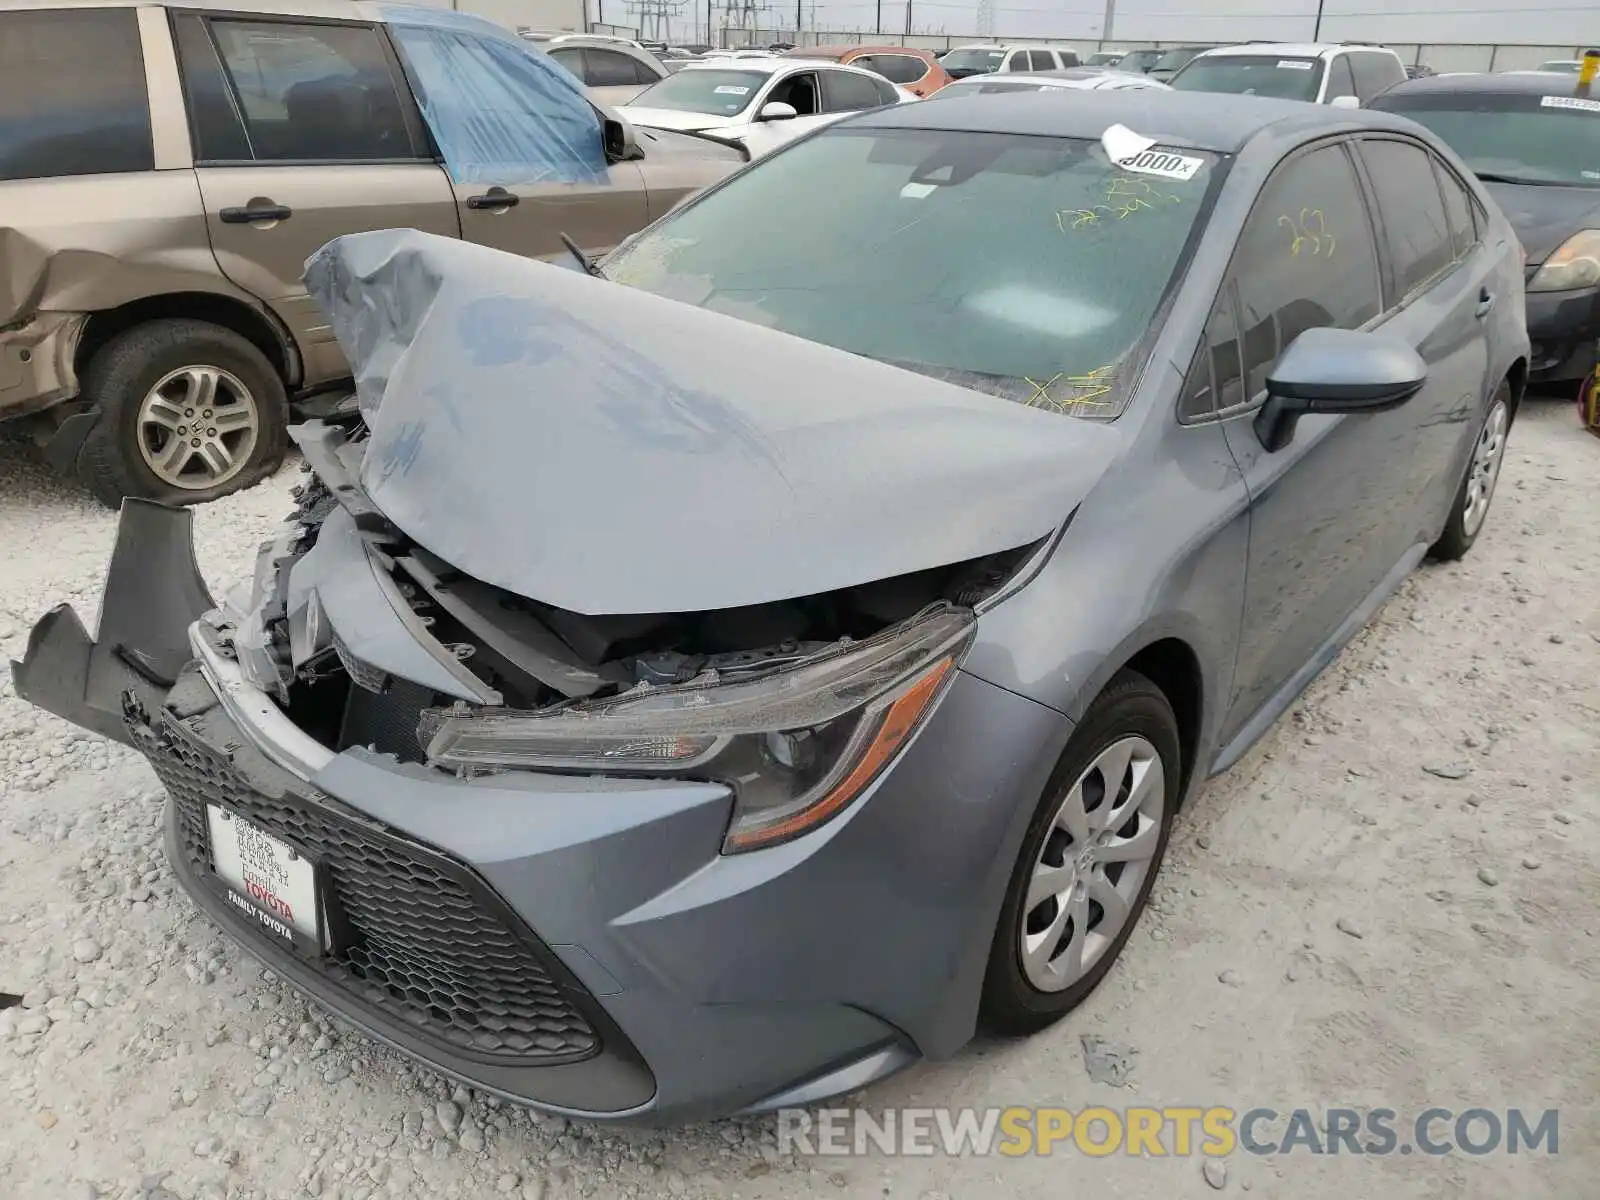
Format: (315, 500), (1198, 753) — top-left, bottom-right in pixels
(77, 319), (288, 508)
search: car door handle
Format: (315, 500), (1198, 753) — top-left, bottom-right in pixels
(219, 204), (292, 224)
(467, 188), (519, 210)
(1475, 288), (1496, 318)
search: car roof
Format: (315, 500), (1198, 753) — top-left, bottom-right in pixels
(949, 43), (1072, 51)
(674, 56), (878, 78)
(1195, 42), (1386, 60)
(849, 86), (1426, 152)
(1376, 70), (1598, 98)
(790, 44), (929, 58)
(945, 67), (1166, 91)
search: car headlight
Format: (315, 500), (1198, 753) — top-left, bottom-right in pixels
(1528, 229), (1600, 291)
(418, 604), (974, 853)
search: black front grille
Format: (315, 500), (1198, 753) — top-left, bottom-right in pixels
(141, 701), (599, 1064)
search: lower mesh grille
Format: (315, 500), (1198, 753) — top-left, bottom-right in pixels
(140, 705), (599, 1064)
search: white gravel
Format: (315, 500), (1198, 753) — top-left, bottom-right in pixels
(1, 401), (1596, 1199)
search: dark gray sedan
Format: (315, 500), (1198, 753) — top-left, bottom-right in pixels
(13, 90), (1528, 1123)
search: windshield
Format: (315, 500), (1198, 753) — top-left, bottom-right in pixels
(942, 48), (1005, 74)
(1120, 49), (1162, 73)
(1151, 47), (1201, 73)
(1170, 55), (1324, 99)
(602, 127), (1219, 418)
(628, 69), (766, 114)
(1370, 91), (1600, 186)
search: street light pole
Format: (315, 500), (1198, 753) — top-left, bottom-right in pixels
(875, 0), (882, 35)
(1313, 0), (1325, 41)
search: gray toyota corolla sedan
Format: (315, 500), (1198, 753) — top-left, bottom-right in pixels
(13, 89), (1528, 1123)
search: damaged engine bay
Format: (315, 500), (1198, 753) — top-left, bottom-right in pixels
(228, 421), (1041, 782)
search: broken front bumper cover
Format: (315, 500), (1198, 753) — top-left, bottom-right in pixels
(8, 500), (967, 1121)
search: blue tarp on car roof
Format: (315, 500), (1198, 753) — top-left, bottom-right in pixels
(381, 5), (609, 185)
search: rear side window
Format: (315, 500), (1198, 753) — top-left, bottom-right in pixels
(821, 69), (887, 112)
(1232, 143), (1382, 398)
(1325, 55), (1357, 102)
(862, 54), (926, 85)
(1056, 49), (1081, 67)
(586, 48), (647, 87)
(0, 8), (153, 181)
(204, 19), (418, 162)
(1358, 138), (1455, 302)
(1433, 159), (1479, 259)
(1349, 51), (1403, 99)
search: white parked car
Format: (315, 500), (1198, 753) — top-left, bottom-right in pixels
(930, 66), (1171, 97)
(619, 57), (916, 158)
(523, 34), (670, 105)
(939, 43), (1082, 78)
(1167, 42), (1407, 107)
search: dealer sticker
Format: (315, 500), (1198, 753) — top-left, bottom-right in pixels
(1542, 94), (1600, 112)
(1113, 148), (1204, 181)
(1277, 60), (1315, 69)
(714, 84), (750, 95)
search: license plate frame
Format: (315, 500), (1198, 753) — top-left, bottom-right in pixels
(204, 803), (324, 956)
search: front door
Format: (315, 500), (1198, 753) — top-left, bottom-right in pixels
(1213, 140), (1406, 741)
(740, 69), (836, 158)
(176, 13), (460, 386)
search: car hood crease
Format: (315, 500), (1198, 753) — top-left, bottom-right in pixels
(302, 229), (1123, 616)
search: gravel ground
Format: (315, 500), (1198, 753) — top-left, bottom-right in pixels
(0, 399), (1596, 1200)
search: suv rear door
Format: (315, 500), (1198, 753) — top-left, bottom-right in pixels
(173, 12), (459, 387)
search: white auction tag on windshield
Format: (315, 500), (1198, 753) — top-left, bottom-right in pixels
(714, 84), (750, 94)
(1277, 59), (1314, 69)
(1542, 94), (1600, 112)
(900, 181), (937, 199)
(1113, 147), (1204, 181)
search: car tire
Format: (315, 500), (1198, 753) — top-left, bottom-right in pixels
(1429, 380), (1512, 562)
(979, 669), (1180, 1036)
(77, 319), (288, 509)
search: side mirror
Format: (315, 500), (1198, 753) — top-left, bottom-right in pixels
(1329, 94), (1361, 109)
(1254, 327), (1426, 452)
(757, 100), (798, 121)
(602, 113), (643, 162)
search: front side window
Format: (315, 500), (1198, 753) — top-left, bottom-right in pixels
(1325, 56), (1357, 102)
(628, 69), (767, 114)
(1171, 55), (1326, 102)
(1358, 138), (1455, 301)
(1232, 144), (1382, 399)
(1180, 286), (1245, 420)
(1349, 51), (1403, 99)
(0, 8), (153, 181)
(1367, 88), (1600, 188)
(821, 69), (888, 112)
(603, 126), (1220, 419)
(208, 19), (414, 161)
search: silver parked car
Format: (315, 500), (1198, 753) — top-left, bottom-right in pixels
(15, 89), (1528, 1123)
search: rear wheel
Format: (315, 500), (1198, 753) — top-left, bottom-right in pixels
(77, 318), (288, 508)
(980, 670), (1180, 1035)
(1430, 381), (1510, 562)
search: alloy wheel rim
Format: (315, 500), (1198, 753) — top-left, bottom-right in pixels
(1461, 399), (1508, 537)
(1020, 734), (1165, 992)
(136, 365), (260, 490)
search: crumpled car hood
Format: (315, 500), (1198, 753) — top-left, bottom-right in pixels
(303, 229), (1123, 616)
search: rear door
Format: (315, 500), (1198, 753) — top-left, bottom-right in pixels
(818, 68), (896, 118)
(1353, 136), (1495, 539)
(176, 12), (459, 386)
(1211, 140), (1398, 738)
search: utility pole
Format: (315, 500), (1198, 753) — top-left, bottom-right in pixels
(1313, 0), (1325, 40)
(902, 0), (911, 37)
(875, 0), (882, 35)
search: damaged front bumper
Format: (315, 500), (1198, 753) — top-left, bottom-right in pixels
(11, 488), (1074, 1122)
(0, 311), (83, 422)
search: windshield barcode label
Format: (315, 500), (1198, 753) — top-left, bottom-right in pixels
(1542, 94), (1600, 112)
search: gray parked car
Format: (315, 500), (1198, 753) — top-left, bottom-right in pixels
(14, 89), (1528, 1123)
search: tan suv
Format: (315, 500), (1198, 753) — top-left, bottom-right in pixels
(0, 0), (744, 506)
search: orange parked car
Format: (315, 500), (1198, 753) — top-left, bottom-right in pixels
(782, 44), (953, 96)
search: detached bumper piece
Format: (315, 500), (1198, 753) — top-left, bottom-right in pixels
(136, 666), (655, 1112)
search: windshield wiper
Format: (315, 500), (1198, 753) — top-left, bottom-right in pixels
(559, 232), (605, 278)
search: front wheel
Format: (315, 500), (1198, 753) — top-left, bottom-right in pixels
(1430, 381), (1511, 562)
(979, 670), (1180, 1035)
(76, 318), (288, 508)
